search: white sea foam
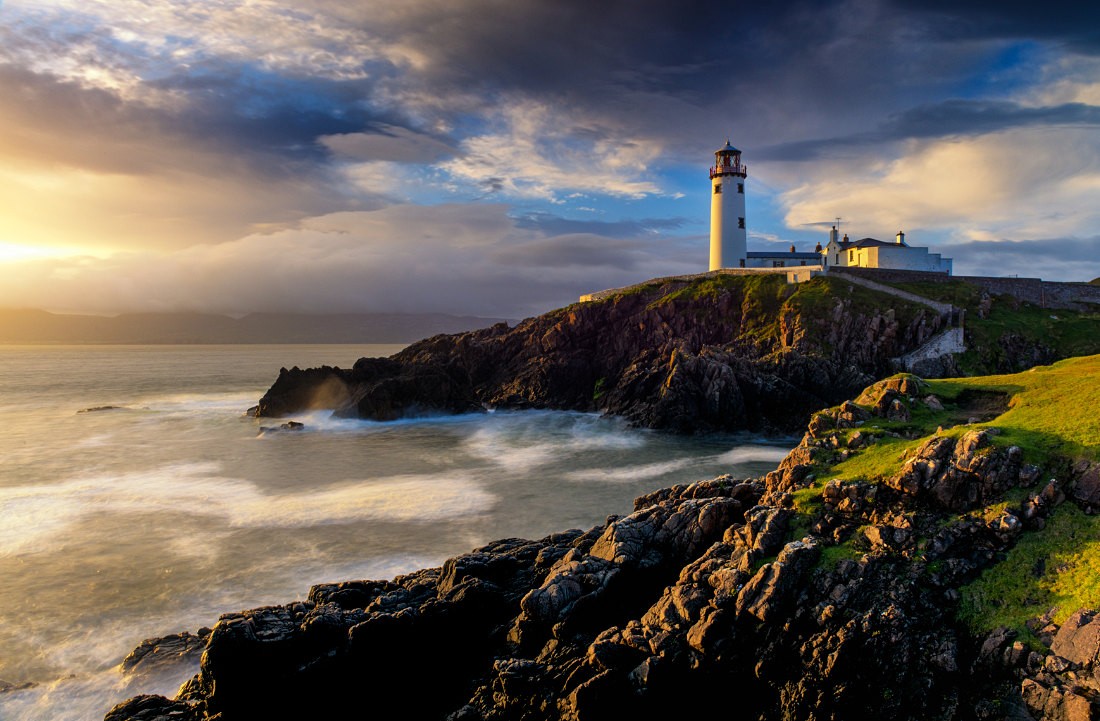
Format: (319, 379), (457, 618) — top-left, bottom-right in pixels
(564, 458), (698, 483)
(463, 411), (646, 471)
(716, 445), (792, 465)
(0, 462), (495, 557)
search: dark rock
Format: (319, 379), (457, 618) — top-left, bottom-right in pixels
(258, 420), (306, 434)
(252, 277), (951, 433)
(1072, 461), (1100, 510)
(103, 694), (200, 721)
(0, 679), (36, 693)
(121, 629), (210, 675)
(77, 405), (126, 413)
(1052, 609), (1100, 667)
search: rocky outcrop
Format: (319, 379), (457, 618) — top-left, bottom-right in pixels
(120, 629), (211, 676)
(253, 275), (948, 433)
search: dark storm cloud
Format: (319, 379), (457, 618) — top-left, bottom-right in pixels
(886, 0), (1100, 53)
(0, 60), (432, 182)
(759, 100), (1100, 161)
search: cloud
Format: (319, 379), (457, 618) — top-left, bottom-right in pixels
(778, 125), (1100, 247)
(885, 0), (1100, 54)
(320, 126), (457, 164)
(2, 0), (1100, 315)
(439, 102), (665, 201)
(0, 204), (702, 317)
(943, 236), (1100, 282)
(759, 100), (1100, 161)
(512, 212), (685, 238)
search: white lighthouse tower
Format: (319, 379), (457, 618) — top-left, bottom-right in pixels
(709, 140), (747, 270)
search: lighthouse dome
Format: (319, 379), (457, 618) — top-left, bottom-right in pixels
(716, 140), (739, 154)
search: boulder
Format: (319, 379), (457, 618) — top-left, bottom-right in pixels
(1052, 609), (1100, 667)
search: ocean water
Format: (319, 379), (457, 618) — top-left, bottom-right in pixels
(0, 344), (793, 721)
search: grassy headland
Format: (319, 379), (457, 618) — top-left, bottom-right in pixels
(781, 355), (1100, 640)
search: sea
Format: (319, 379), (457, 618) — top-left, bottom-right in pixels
(0, 344), (794, 721)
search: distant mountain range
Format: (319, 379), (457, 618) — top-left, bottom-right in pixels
(0, 309), (511, 344)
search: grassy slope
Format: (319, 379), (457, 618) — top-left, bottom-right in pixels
(947, 358), (1100, 636)
(786, 355), (1100, 639)
(885, 279), (1100, 374)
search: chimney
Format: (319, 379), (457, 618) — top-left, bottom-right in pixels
(790, 244), (796, 253)
(814, 242), (823, 252)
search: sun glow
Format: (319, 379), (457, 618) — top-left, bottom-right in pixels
(0, 243), (92, 262)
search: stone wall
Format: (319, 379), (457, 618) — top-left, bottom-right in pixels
(832, 267), (1100, 311)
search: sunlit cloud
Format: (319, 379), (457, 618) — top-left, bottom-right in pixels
(779, 126), (1100, 244)
(440, 102), (664, 201)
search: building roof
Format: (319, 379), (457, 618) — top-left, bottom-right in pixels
(832, 237), (901, 249)
(747, 251), (823, 260)
(716, 140), (740, 154)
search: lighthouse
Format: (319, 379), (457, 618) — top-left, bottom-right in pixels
(709, 140), (747, 270)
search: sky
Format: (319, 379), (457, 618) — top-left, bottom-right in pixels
(0, 0), (1098, 319)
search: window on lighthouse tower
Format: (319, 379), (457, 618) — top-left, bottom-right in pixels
(714, 184), (722, 194)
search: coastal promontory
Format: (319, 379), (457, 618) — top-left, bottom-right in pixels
(254, 273), (955, 433)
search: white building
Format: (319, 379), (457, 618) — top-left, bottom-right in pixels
(821, 227), (952, 274)
(745, 245), (823, 269)
(708, 140), (747, 270)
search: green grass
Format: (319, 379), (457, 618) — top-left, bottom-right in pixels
(959, 304), (1100, 375)
(817, 541), (865, 570)
(959, 504), (1100, 637)
(792, 357), (1100, 599)
(818, 435), (922, 483)
(884, 279), (1100, 374)
(926, 355), (1100, 464)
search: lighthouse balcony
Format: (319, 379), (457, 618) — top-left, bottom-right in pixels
(710, 165), (747, 178)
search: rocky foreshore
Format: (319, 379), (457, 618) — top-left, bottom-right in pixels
(250, 274), (952, 433)
(108, 373), (1100, 721)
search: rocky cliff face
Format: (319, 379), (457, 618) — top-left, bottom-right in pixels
(254, 274), (948, 433)
(109, 375), (1100, 721)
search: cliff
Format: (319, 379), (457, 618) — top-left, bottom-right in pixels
(108, 355), (1100, 721)
(253, 274), (952, 433)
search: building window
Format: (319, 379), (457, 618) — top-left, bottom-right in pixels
(738, 217), (745, 228)
(849, 250), (854, 261)
(714, 184), (722, 194)
(835, 254), (839, 264)
(772, 260), (785, 268)
(800, 261), (807, 266)
(737, 183), (744, 194)
(739, 259), (745, 268)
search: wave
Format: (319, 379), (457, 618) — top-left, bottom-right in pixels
(564, 457), (698, 483)
(0, 462), (495, 557)
(715, 445), (791, 465)
(463, 411), (646, 472)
